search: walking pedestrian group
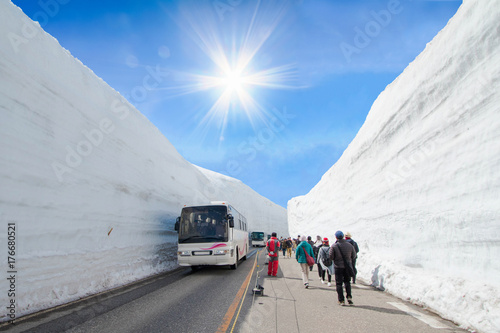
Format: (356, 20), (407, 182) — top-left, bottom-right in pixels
(267, 230), (359, 306)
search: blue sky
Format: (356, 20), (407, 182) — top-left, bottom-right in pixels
(13, 0), (462, 207)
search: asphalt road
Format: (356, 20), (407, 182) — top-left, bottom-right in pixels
(1, 251), (258, 333)
(1, 248), (467, 333)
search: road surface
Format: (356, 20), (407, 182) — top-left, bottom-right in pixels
(0, 249), (467, 332)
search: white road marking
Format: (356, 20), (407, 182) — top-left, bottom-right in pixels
(388, 302), (449, 329)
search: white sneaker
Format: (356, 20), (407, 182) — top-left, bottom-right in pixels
(328, 282), (332, 287)
(321, 280), (325, 284)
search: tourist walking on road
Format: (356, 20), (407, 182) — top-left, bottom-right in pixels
(329, 230), (356, 305)
(286, 237), (293, 258)
(281, 237), (288, 257)
(314, 235), (323, 250)
(266, 232), (280, 277)
(313, 235), (323, 277)
(317, 238), (333, 287)
(307, 236), (315, 271)
(296, 235), (315, 288)
(345, 232), (359, 284)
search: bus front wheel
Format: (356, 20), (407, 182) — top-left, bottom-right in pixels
(230, 251), (239, 270)
(242, 245), (248, 260)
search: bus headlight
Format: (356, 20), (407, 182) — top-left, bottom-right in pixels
(178, 251), (191, 256)
(214, 249), (229, 255)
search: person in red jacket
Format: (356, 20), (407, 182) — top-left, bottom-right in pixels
(266, 232), (280, 277)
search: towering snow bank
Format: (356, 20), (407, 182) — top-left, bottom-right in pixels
(288, 1), (500, 331)
(196, 166), (289, 237)
(0, 2), (286, 321)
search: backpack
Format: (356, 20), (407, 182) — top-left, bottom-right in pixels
(321, 247), (332, 267)
(267, 239), (279, 257)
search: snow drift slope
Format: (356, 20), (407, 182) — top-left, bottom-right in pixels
(0, 2), (286, 321)
(196, 166), (288, 237)
(288, 1), (500, 332)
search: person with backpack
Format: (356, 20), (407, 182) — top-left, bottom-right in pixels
(317, 238), (333, 287)
(266, 232), (280, 277)
(295, 235), (315, 288)
(329, 230), (356, 306)
(345, 232), (359, 284)
(313, 235), (323, 276)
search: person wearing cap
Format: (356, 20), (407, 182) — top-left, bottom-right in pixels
(345, 232), (359, 284)
(295, 235), (315, 288)
(329, 230), (356, 305)
(317, 237), (333, 287)
(313, 235), (323, 274)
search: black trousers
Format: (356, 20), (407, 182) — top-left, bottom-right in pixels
(352, 258), (357, 282)
(320, 265), (332, 282)
(334, 267), (352, 302)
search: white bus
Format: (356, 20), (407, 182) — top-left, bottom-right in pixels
(174, 202), (248, 270)
(250, 231), (268, 247)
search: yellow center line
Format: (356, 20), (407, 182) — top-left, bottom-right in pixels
(216, 253), (258, 333)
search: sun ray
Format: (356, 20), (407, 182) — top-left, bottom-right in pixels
(243, 64), (304, 89)
(235, 0), (290, 73)
(157, 1), (304, 141)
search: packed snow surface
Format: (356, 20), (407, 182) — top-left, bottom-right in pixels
(288, 1), (500, 332)
(0, 2), (287, 321)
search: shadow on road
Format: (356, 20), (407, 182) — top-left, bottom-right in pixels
(349, 305), (407, 315)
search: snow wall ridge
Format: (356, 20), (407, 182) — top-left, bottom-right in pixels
(0, 1), (287, 322)
(288, 1), (500, 332)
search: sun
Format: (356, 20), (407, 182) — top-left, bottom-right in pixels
(222, 70), (244, 93)
(158, 1), (302, 141)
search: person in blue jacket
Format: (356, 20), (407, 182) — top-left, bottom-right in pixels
(295, 235), (315, 288)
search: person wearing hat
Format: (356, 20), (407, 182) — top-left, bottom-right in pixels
(313, 235), (323, 278)
(317, 237), (334, 287)
(329, 230), (356, 305)
(345, 232), (359, 284)
(295, 235), (315, 288)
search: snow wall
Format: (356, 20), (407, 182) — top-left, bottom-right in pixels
(0, 2), (287, 322)
(288, 1), (499, 332)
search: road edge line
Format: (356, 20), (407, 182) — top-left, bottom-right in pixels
(216, 254), (258, 333)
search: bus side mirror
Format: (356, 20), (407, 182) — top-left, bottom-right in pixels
(174, 217), (180, 232)
(227, 214), (234, 228)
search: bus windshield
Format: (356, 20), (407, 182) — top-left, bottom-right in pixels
(178, 205), (229, 243)
(251, 232), (265, 241)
